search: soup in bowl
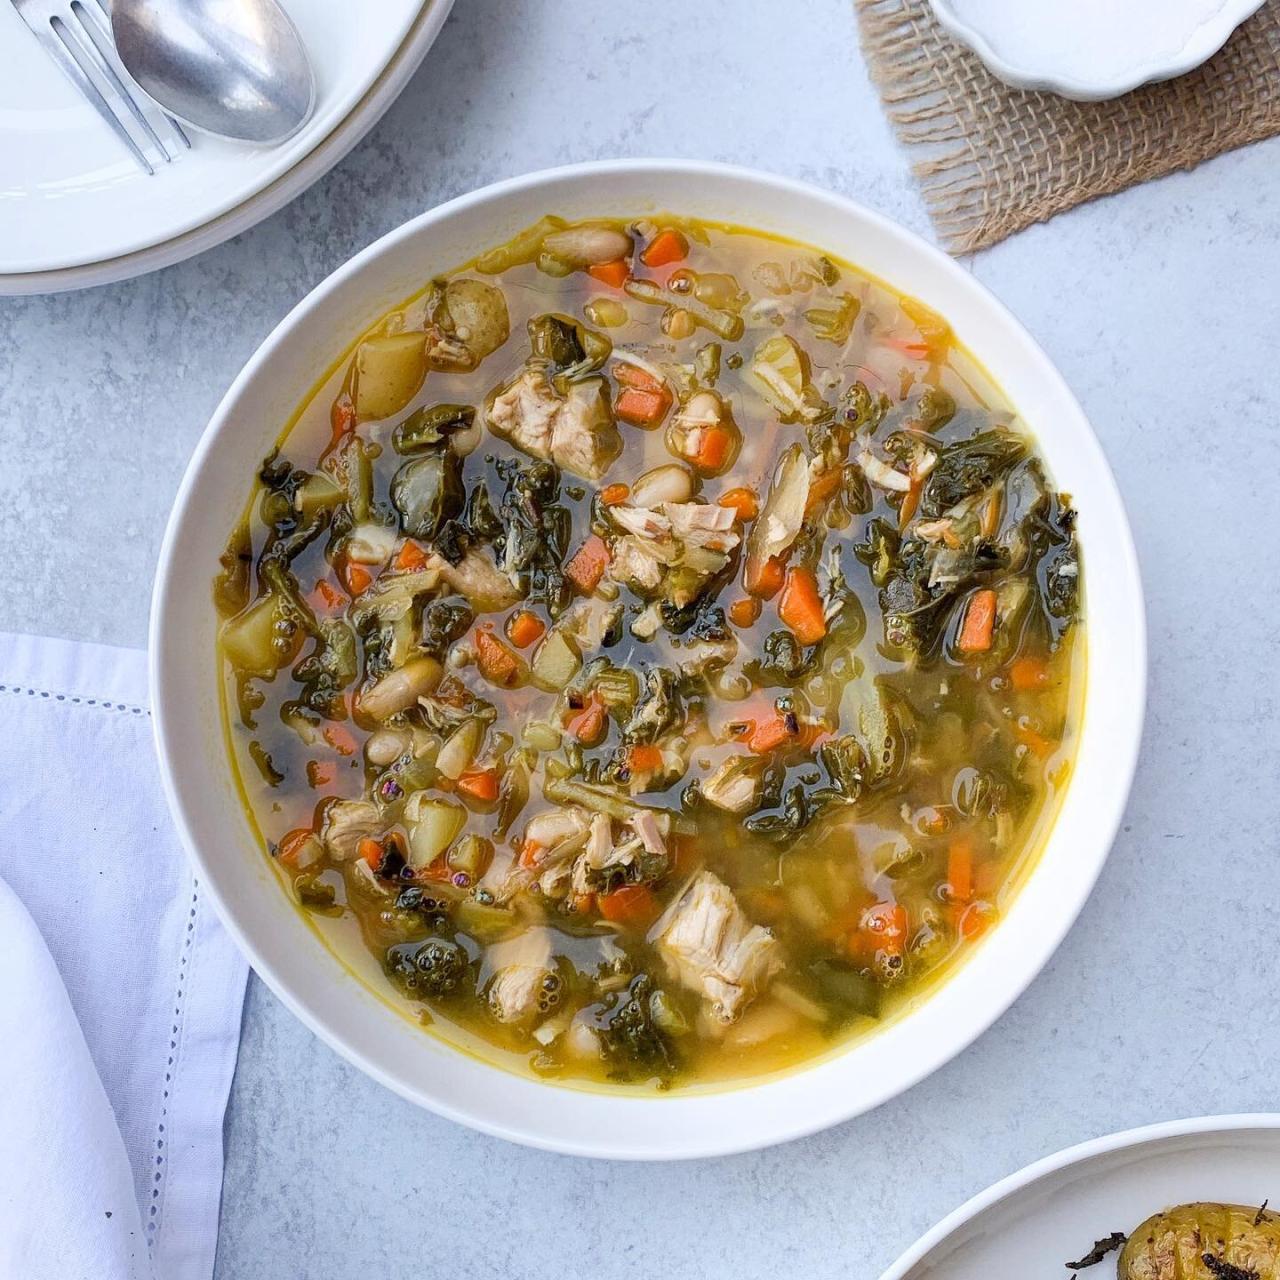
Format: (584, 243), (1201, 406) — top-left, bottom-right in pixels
(152, 162), (1143, 1155)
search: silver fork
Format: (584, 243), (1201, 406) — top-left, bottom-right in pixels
(10, 0), (190, 175)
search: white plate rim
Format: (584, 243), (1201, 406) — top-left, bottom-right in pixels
(877, 1113), (1280, 1278)
(149, 158), (1147, 1158)
(0, 0), (455, 296)
(928, 0), (1266, 101)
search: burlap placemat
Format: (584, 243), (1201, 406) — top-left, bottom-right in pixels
(856, 0), (1280, 253)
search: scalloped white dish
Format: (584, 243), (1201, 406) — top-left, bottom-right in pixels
(930, 0), (1266, 101)
(880, 1115), (1280, 1278)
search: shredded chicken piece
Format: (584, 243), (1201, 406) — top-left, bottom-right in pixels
(487, 930), (560, 1024)
(424, 327), (475, 372)
(671, 391), (722, 433)
(549, 379), (622, 480)
(525, 807), (592, 851)
(700, 757), (761, 814)
(610, 504), (672, 541)
(321, 799), (381, 861)
(487, 367), (559, 458)
(610, 537), (664, 593)
(662, 502), (740, 553)
(856, 446), (912, 492)
(655, 870), (783, 1022)
(910, 447), (938, 482)
(682, 634), (739, 675)
(570, 815), (639, 895)
(586, 813), (613, 865)
(486, 368), (622, 480)
(628, 809), (667, 857)
(630, 602), (663, 640)
(913, 518), (952, 543)
(426, 548), (520, 612)
(504, 808), (592, 900)
(606, 500), (740, 606)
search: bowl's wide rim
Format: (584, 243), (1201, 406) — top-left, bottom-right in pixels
(876, 1113), (1280, 1278)
(149, 158), (1147, 1159)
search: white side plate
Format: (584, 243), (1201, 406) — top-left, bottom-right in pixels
(930, 0), (1266, 101)
(881, 1114), (1280, 1278)
(0, 0), (436, 278)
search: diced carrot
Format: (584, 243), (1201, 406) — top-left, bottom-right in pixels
(626, 744), (664, 775)
(358, 836), (384, 870)
(598, 883), (659, 927)
(564, 534), (610, 594)
(746, 714), (799, 754)
(615, 362), (665, 393)
(395, 540), (430, 573)
(588, 258), (630, 289)
(310, 579), (346, 611)
(688, 422), (733, 473)
(615, 386), (670, 427)
(954, 902), (994, 940)
(323, 723), (358, 757)
(519, 839), (544, 870)
(956, 588), (997, 653)
(600, 483), (631, 506)
(980, 491), (1002, 538)
(946, 837), (974, 902)
(505, 609), (546, 650)
(1014, 721), (1055, 759)
(640, 228), (688, 268)
(746, 554), (786, 599)
(342, 561), (373, 596)
(474, 627), (525, 688)
(915, 805), (949, 837)
(728, 597), (761, 628)
(718, 487), (760, 521)
(881, 336), (931, 359)
(1009, 655), (1049, 691)
(850, 902), (908, 959)
(804, 467), (844, 516)
(306, 760), (336, 789)
(568, 693), (608, 747)
(418, 856), (456, 884)
(457, 768), (500, 804)
(898, 480), (922, 530)
(329, 392), (355, 446)
(277, 827), (317, 869)
(778, 567), (828, 647)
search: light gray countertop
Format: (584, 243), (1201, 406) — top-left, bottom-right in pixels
(4, 1), (1279, 1276)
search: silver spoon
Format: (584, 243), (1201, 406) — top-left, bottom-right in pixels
(110, 0), (317, 145)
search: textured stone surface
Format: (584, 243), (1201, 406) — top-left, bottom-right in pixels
(3, 0), (1279, 1276)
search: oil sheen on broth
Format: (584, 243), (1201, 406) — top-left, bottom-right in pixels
(214, 215), (1083, 1090)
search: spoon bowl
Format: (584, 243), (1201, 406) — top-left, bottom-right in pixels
(111, 0), (316, 145)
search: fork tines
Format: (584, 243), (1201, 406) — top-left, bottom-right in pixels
(13, 0), (190, 175)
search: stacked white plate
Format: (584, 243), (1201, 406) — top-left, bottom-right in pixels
(0, 0), (454, 294)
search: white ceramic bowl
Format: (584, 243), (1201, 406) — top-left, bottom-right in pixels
(879, 1114), (1280, 1277)
(150, 160), (1146, 1159)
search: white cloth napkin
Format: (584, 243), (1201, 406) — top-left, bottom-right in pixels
(0, 632), (247, 1280)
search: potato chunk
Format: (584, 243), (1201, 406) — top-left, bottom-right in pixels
(1119, 1203), (1280, 1279)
